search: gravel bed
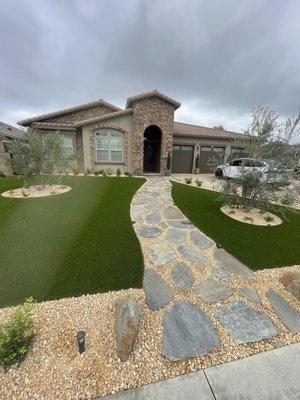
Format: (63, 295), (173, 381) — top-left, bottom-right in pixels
(0, 265), (299, 400)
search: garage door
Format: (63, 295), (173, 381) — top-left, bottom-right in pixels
(172, 145), (194, 173)
(200, 146), (225, 173)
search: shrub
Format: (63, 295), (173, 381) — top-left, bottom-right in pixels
(280, 193), (294, 206)
(85, 168), (91, 176)
(0, 171), (5, 178)
(0, 298), (35, 369)
(185, 178), (192, 184)
(94, 170), (100, 176)
(116, 168), (121, 177)
(124, 171), (129, 176)
(102, 171), (107, 177)
(195, 179), (202, 187)
(72, 168), (79, 175)
(106, 168), (113, 176)
(243, 216), (253, 223)
(264, 214), (274, 223)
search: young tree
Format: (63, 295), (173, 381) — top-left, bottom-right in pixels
(2, 130), (76, 187)
(219, 106), (300, 212)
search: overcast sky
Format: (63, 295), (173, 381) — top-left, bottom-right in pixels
(0, 0), (299, 142)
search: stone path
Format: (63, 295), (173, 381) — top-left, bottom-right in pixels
(101, 343), (300, 399)
(131, 178), (300, 361)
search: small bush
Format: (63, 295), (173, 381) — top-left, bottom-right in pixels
(0, 171), (5, 178)
(185, 178), (192, 184)
(85, 168), (91, 176)
(264, 214), (274, 223)
(243, 216), (253, 223)
(128, 173), (132, 177)
(72, 168), (79, 176)
(106, 168), (113, 176)
(116, 168), (121, 177)
(124, 171), (129, 176)
(102, 171), (107, 177)
(94, 171), (100, 176)
(22, 189), (29, 198)
(228, 209), (235, 214)
(0, 298), (35, 369)
(195, 179), (202, 187)
(99, 169), (104, 175)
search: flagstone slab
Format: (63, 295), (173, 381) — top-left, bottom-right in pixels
(171, 263), (194, 291)
(178, 245), (206, 267)
(131, 205), (145, 217)
(144, 269), (174, 310)
(214, 248), (254, 279)
(212, 267), (234, 283)
(167, 228), (186, 243)
(163, 206), (185, 220)
(190, 230), (213, 249)
(194, 278), (234, 302)
(266, 289), (300, 333)
(168, 220), (194, 229)
(146, 213), (162, 224)
(147, 244), (176, 267)
(136, 225), (162, 238)
(239, 285), (261, 304)
(214, 300), (278, 343)
(146, 203), (162, 212)
(163, 300), (220, 360)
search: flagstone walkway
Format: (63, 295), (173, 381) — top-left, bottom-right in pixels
(131, 178), (300, 361)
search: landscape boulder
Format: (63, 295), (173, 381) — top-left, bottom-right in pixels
(115, 298), (141, 362)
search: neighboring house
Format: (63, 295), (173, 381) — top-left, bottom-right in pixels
(0, 121), (24, 175)
(18, 90), (244, 175)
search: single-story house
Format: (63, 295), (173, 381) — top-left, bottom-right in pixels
(18, 90), (245, 175)
(0, 121), (24, 175)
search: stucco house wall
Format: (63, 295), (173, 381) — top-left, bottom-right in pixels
(82, 112), (133, 173)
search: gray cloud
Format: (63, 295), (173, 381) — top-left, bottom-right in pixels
(0, 0), (299, 141)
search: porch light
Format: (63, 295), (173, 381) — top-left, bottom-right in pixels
(76, 331), (86, 354)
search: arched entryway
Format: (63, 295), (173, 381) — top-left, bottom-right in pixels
(143, 125), (161, 173)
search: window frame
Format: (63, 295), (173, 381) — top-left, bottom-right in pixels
(95, 129), (124, 163)
(61, 134), (74, 156)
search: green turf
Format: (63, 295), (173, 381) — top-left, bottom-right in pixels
(172, 181), (300, 270)
(0, 176), (145, 308)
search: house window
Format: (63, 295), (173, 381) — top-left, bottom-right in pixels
(95, 130), (123, 162)
(62, 135), (74, 156)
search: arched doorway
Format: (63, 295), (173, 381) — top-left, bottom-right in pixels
(143, 125), (161, 173)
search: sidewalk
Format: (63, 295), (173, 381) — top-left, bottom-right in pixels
(100, 343), (300, 399)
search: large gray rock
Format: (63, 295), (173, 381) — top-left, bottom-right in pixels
(239, 285), (261, 304)
(146, 212), (162, 224)
(194, 278), (234, 302)
(167, 228), (186, 243)
(190, 230), (213, 249)
(214, 300), (278, 343)
(115, 298), (141, 362)
(144, 269), (174, 310)
(136, 225), (162, 238)
(212, 267), (234, 283)
(280, 272), (300, 301)
(163, 300), (220, 360)
(168, 220), (194, 229)
(179, 245), (206, 267)
(266, 289), (300, 333)
(171, 263), (194, 291)
(147, 244), (176, 267)
(214, 248), (254, 279)
(163, 206), (184, 220)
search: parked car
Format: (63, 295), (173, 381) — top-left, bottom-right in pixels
(214, 158), (290, 181)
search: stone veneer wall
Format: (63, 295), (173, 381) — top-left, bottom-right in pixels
(75, 129), (84, 172)
(131, 97), (175, 173)
(0, 140), (13, 175)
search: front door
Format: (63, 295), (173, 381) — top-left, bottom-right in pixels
(143, 139), (160, 172)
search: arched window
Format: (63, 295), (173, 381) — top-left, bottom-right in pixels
(95, 129), (124, 162)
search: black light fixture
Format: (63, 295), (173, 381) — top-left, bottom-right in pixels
(76, 331), (86, 354)
(216, 243), (222, 249)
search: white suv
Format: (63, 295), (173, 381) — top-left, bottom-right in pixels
(215, 158), (268, 179)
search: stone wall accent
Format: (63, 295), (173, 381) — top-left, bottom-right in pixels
(0, 140), (13, 175)
(42, 104), (115, 124)
(131, 97), (176, 173)
(75, 129), (84, 172)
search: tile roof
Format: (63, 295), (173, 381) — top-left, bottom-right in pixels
(173, 121), (244, 140)
(17, 99), (121, 126)
(32, 122), (76, 130)
(74, 108), (133, 127)
(126, 90), (181, 109)
(0, 121), (24, 140)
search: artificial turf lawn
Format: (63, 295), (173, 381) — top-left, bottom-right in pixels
(172, 181), (300, 270)
(0, 176), (145, 308)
